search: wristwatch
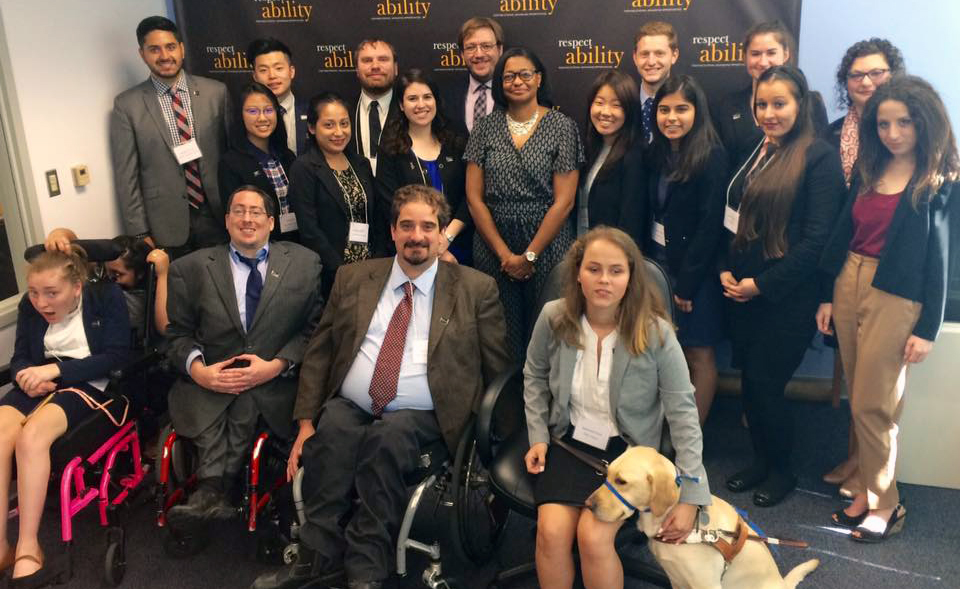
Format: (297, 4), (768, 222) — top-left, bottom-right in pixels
(444, 231), (456, 243)
(524, 250), (538, 263)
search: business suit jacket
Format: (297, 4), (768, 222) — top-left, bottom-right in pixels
(643, 147), (727, 300)
(110, 73), (232, 247)
(523, 299), (710, 505)
(349, 92), (402, 160)
(292, 98), (310, 155)
(442, 76), (470, 136)
(11, 283), (132, 385)
(293, 257), (510, 453)
(582, 144), (646, 245)
(287, 149), (384, 293)
(218, 143), (298, 242)
(820, 177), (955, 341)
(165, 241), (324, 439)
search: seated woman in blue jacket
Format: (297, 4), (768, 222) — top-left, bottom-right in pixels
(524, 227), (709, 589)
(0, 246), (130, 585)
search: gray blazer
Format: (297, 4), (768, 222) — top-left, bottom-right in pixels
(110, 73), (231, 247)
(524, 299), (710, 505)
(165, 241), (324, 439)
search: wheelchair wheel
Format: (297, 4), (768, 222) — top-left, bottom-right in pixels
(449, 421), (508, 565)
(103, 540), (126, 586)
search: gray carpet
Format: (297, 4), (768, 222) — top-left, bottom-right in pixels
(23, 395), (960, 588)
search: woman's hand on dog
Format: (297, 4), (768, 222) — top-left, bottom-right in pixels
(657, 502), (698, 544)
(525, 443), (548, 474)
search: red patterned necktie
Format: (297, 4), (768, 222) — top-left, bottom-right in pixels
(368, 281), (414, 416)
(169, 88), (205, 209)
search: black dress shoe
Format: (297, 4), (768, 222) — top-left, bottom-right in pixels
(753, 472), (797, 507)
(251, 547), (325, 589)
(167, 485), (233, 527)
(726, 464), (768, 493)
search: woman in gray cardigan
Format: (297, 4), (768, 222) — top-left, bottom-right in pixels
(523, 227), (709, 589)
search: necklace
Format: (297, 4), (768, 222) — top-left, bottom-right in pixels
(507, 109), (539, 135)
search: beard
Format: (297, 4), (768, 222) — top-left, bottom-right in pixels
(400, 240), (431, 266)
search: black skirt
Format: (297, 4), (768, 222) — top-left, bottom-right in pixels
(534, 431), (628, 507)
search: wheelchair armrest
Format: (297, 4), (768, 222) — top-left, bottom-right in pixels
(0, 364), (11, 388)
(475, 363), (523, 466)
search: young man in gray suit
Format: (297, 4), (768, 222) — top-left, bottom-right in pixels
(252, 185), (510, 589)
(165, 186), (323, 525)
(110, 16), (232, 255)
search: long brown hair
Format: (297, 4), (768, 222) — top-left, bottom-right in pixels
(733, 65), (816, 259)
(551, 227), (667, 356)
(856, 75), (960, 207)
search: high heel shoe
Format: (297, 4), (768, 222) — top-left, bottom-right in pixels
(851, 504), (906, 543)
(831, 506), (867, 527)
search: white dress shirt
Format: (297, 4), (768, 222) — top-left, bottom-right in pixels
(279, 92), (297, 154)
(569, 315), (620, 437)
(44, 295), (108, 391)
(357, 88), (393, 175)
(340, 257), (438, 414)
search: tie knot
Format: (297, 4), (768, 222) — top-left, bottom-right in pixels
(477, 83), (488, 92)
(238, 254), (259, 270)
(403, 281), (414, 300)
(279, 105), (287, 116)
(370, 101), (380, 112)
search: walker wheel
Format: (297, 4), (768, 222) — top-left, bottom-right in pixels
(103, 540), (126, 586)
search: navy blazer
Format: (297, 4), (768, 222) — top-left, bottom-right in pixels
(10, 282), (131, 386)
(293, 98), (310, 155)
(582, 144), (646, 246)
(820, 178), (955, 341)
(218, 143), (298, 242)
(442, 75), (470, 137)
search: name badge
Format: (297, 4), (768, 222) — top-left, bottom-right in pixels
(172, 138), (202, 164)
(723, 206), (740, 234)
(348, 222), (369, 244)
(411, 339), (429, 365)
(279, 211), (298, 233)
(652, 222), (666, 247)
(572, 415), (610, 450)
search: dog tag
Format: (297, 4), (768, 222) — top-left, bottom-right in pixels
(572, 416), (610, 450)
(172, 139), (202, 164)
(279, 211), (298, 233)
(652, 222), (666, 247)
(348, 222), (369, 244)
(723, 206), (740, 234)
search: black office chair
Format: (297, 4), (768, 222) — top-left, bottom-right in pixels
(460, 258), (675, 588)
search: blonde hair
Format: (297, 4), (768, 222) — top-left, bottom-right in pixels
(27, 244), (88, 284)
(551, 227), (668, 356)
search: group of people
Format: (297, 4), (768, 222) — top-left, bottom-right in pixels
(0, 11), (952, 589)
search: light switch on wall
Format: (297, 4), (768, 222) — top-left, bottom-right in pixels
(45, 169), (60, 197)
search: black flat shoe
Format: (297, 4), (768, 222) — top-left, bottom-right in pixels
(9, 552), (67, 589)
(851, 504), (906, 543)
(726, 464), (768, 493)
(753, 472), (797, 507)
(831, 507), (868, 527)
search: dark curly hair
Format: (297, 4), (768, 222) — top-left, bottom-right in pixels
(835, 38), (905, 108)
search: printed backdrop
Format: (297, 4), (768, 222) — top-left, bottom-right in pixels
(173, 0), (802, 120)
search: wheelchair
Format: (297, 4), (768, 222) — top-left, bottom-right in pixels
(0, 239), (165, 586)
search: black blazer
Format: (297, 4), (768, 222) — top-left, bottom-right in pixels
(821, 116), (843, 152)
(644, 147), (728, 300)
(442, 76), (470, 137)
(349, 93), (402, 159)
(218, 144), (298, 242)
(714, 85), (830, 170)
(11, 282), (132, 386)
(720, 140), (845, 329)
(581, 144), (646, 245)
(292, 98), (310, 155)
(287, 149), (384, 293)
(820, 177), (955, 341)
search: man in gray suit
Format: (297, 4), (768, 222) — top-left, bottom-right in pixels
(110, 16), (231, 254)
(165, 185), (323, 525)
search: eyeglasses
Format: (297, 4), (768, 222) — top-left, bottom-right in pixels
(503, 70), (537, 84)
(847, 68), (890, 83)
(230, 206), (267, 220)
(463, 42), (498, 54)
(243, 107), (276, 117)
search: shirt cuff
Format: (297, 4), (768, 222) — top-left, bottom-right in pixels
(186, 348), (204, 375)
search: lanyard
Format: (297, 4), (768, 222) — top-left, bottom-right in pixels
(724, 138), (765, 212)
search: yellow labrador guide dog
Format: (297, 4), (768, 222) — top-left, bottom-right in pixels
(586, 446), (819, 589)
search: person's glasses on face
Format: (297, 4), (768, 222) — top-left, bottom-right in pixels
(503, 70), (537, 84)
(846, 68), (890, 83)
(244, 107), (276, 117)
(230, 206), (268, 220)
(463, 42), (498, 54)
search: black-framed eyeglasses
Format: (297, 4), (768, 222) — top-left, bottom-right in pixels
(847, 68), (890, 83)
(503, 70), (537, 84)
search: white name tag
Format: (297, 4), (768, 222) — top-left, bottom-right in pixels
(652, 222), (666, 247)
(172, 138), (202, 164)
(279, 211), (298, 233)
(411, 339), (429, 365)
(572, 416), (610, 450)
(348, 222), (369, 244)
(724, 206), (740, 234)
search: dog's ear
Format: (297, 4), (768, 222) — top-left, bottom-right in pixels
(647, 463), (680, 518)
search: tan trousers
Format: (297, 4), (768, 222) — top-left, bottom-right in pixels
(832, 252), (921, 509)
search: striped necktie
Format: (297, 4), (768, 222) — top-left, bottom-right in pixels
(169, 88), (205, 209)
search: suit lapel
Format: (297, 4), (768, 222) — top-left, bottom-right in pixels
(351, 261), (392, 357)
(141, 80), (174, 151)
(312, 154), (350, 217)
(557, 342), (577, 411)
(428, 263), (456, 359)
(248, 242), (290, 332)
(207, 246), (244, 335)
(185, 73), (207, 142)
(607, 343), (631, 422)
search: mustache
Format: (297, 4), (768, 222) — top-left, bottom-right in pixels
(403, 240), (429, 248)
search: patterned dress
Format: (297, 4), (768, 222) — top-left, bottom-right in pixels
(333, 167), (371, 264)
(464, 108), (584, 358)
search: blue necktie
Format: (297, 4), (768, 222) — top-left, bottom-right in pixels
(237, 255), (263, 330)
(641, 97), (654, 144)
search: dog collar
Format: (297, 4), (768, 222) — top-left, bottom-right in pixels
(675, 468), (701, 487)
(603, 479), (649, 513)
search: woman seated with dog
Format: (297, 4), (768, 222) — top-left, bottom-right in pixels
(523, 227), (710, 589)
(0, 246), (131, 586)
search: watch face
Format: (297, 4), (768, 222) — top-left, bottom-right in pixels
(525, 252), (536, 262)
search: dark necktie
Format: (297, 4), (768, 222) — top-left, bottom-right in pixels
(368, 101), (381, 159)
(473, 83), (488, 129)
(169, 88), (205, 208)
(641, 97), (654, 145)
(237, 254), (263, 331)
(368, 281), (414, 416)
